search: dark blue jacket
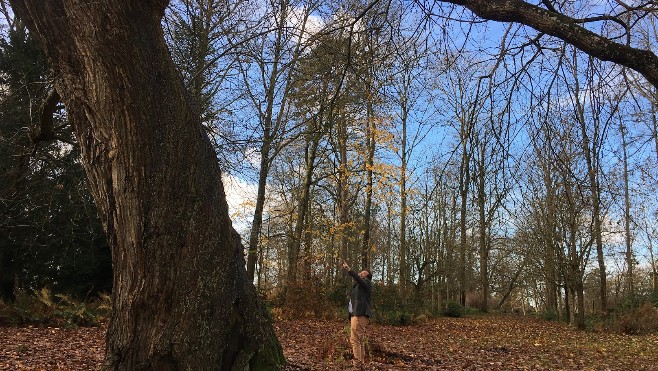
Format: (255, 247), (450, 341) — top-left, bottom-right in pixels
(348, 270), (372, 317)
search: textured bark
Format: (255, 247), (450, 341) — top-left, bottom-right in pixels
(9, 0), (283, 369)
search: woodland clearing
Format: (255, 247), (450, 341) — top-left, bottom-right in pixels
(0, 314), (657, 370)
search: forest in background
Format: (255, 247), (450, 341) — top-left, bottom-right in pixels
(2, 0), (658, 334)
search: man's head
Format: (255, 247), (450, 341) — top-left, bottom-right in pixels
(359, 269), (372, 280)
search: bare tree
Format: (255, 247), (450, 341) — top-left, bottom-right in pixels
(388, 21), (434, 293)
(568, 52), (610, 312)
(238, 0), (318, 282)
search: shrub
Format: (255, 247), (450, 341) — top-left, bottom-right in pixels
(368, 283), (420, 325)
(613, 302), (658, 335)
(464, 306), (484, 316)
(0, 300), (13, 326)
(444, 301), (464, 318)
(540, 310), (559, 322)
(369, 308), (413, 325)
(414, 313), (429, 323)
(0, 288), (110, 327)
(277, 280), (338, 320)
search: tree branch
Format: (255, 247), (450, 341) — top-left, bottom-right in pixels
(440, 0), (658, 87)
(30, 88), (61, 144)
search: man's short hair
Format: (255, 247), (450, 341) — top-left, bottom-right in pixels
(364, 269), (372, 280)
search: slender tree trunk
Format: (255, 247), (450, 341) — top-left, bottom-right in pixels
(542, 155), (559, 314)
(497, 258), (527, 309)
(573, 56), (607, 312)
(575, 278), (586, 330)
(589, 167), (607, 312)
(652, 92), (658, 162)
(649, 93), (658, 296)
(386, 200), (393, 285)
(286, 128), (319, 284)
(247, 151), (270, 282)
(476, 144), (488, 312)
(336, 114), (350, 261)
(569, 226), (586, 329)
(247, 0), (292, 282)
(620, 123), (634, 297)
(446, 189), (458, 302)
(399, 108), (408, 293)
(458, 125), (471, 307)
(10, 1), (283, 369)
(361, 99), (375, 269)
(649, 237), (657, 294)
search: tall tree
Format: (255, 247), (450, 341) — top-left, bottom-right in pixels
(239, 0), (317, 282)
(358, 22), (387, 269)
(283, 31), (347, 284)
(388, 22), (432, 293)
(532, 127), (561, 316)
(568, 52), (609, 312)
(9, 1), (283, 369)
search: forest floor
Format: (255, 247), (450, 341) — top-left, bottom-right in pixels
(1, 314), (657, 370)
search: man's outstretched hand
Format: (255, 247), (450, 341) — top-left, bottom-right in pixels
(341, 260), (350, 272)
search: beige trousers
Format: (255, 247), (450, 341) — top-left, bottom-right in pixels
(349, 315), (369, 367)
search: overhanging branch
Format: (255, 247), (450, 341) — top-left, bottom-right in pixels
(438, 0), (658, 87)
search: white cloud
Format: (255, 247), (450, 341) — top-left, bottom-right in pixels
(222, 174), (257, 232)
(289, 5), (324, 45)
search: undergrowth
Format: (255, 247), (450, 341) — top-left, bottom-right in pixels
(0, 288), (110, 327)
(609, 302), (658, 335)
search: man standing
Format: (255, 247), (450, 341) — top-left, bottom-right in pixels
(341, 260), (372, 370)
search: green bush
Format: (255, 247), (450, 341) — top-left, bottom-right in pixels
(540, 309), (559, 321)
(368, 307), (410, 325)
(464, 306), (484, 316)
(444, 301), (464, 318)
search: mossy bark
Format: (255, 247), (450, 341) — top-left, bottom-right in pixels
(9, 0), (284, 369)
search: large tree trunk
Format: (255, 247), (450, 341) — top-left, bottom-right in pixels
(10, 1), (284, 369)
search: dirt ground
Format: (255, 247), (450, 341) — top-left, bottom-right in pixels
(1, 315), (657, 370)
